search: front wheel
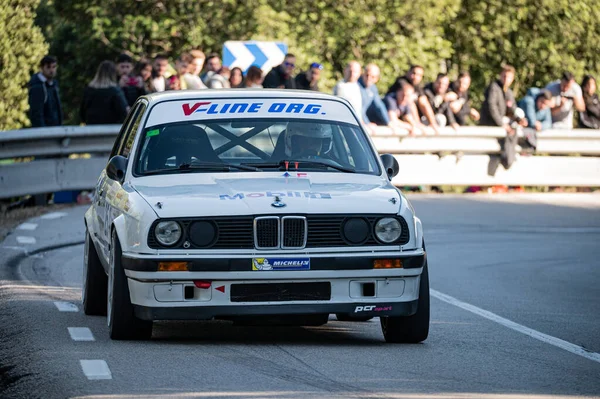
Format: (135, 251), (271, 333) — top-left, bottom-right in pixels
(380, 261), (430, 343)
(107, 230), (153, 340)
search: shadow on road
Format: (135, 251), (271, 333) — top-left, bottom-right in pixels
(149, 319), (388, 346)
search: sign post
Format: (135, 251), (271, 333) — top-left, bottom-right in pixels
(223, 41), (288, 74)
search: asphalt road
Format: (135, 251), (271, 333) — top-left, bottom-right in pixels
(1, 193), (599, 399)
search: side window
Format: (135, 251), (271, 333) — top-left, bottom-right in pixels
(120, 103), (147, 158)
(109, 103), (141, 158)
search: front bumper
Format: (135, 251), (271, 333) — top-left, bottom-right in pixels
(124, 250), (425, 321)
(122, 252), (425, 271)
(133, 300), (418, 321)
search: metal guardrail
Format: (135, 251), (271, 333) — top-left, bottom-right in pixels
(0, 125), (120, 199)
(1, 124), (599, 199)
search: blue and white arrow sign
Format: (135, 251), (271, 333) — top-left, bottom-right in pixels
(223, 41), (288, 73)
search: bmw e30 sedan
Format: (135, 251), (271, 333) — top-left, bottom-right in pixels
(83, 89), (429, 342)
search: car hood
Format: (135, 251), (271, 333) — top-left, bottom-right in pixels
(131, 172), (401, 218)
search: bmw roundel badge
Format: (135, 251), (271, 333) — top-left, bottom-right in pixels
(271, 196), (286, 208)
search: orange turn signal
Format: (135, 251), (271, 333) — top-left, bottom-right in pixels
(158, 261), (189, 271)
(373, 259), (403, 269)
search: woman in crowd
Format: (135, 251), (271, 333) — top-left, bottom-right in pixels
(135, 60), (155, 93)
(168, 75), (181, 90)
(244, 66), (263, 88)
(579, 75), (600, 129)
(80, 61), (129, 124)
(174, 55), (189, 90)
(229, 67), (243, 88)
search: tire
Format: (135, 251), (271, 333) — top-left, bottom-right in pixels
(335, 314), (373, 322)
(107, 230), (153, 340)
(380, 261), (430, 343)
(82, 230), (108, 316)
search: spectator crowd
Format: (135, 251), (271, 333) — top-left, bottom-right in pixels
(28, 50), (600, 145)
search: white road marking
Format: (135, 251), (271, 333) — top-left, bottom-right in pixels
(54, 301), (79, 312)
(426, 226), (600, 235)
(17, 223), (38, 231)
(41, 211), (67, 220)
(431, 289), (600, 364)
(16, 236), (36, 245)
(80, 360), (112, 380)
(0, 246), (27, 252)
(68, 327), (95, 341)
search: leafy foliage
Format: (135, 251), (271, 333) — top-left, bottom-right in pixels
(11, 0), (600, 126)
(0, 0), (48, 130)
(264, 0), (460, 93)
(34, 0), (458, 124)
(447, 0), (600, 103)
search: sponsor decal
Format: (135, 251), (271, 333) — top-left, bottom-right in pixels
(354, 305), (393, 313)
(252, 257), (310, 271)
(182, 102), (324, 116)
(146, 129), (160, 137)
(220, 191), (331, 200)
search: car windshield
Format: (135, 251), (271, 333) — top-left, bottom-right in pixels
(133, 118), (380, 176)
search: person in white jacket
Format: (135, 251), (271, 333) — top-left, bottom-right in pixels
(333, 61), (363, 115)
(207, 67), (231, 89)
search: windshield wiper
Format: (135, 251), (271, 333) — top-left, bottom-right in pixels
(243, 159), (355, 173)
(143, 161), (261, 176)
(187, 161), (261, 171)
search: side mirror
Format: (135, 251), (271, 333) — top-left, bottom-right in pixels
(106, 155), (128, 184)
(380, 154), (399, 179)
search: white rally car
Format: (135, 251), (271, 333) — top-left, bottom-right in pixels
(83, 90), (429, 342)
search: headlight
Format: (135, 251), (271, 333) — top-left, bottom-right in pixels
(154, 221), (182, 246)
(375, 218), (402, 243)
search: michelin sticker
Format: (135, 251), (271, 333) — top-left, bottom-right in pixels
(252, 258), (310, 271)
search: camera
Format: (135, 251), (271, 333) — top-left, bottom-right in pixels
(560, 93), (574, 101)
(127, 76), (139, 86)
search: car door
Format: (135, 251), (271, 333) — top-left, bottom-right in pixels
(95, 102), (145, 261)
(101, 101), (148, 258)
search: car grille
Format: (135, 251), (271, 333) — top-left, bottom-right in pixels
(254, 217), (279, 249)
(148, 215), (409, 249)
(282, 217), (306, 248)
(230, 282), (331, 302)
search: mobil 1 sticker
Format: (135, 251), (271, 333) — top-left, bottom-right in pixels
(252, 257), (310, 271)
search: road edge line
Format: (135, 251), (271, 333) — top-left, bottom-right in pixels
(431, 289), (600, 364)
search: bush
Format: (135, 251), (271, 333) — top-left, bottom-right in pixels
(0, 0), (48, 130)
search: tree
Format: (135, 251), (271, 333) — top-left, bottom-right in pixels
(447, 0), (600, 105)
(40, 0), (264, 124)
(35, 0), (459, 123)
(266, 0), (460, 94)
(0, 0), (48, 130)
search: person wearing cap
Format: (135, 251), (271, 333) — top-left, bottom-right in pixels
(545, 72), (585, 129)
(295, 63), (323, 91)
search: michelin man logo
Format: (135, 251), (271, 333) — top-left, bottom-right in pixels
(252, 258), (273, 271)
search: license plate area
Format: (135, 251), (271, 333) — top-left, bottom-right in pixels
(230, 282), (331, 302)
